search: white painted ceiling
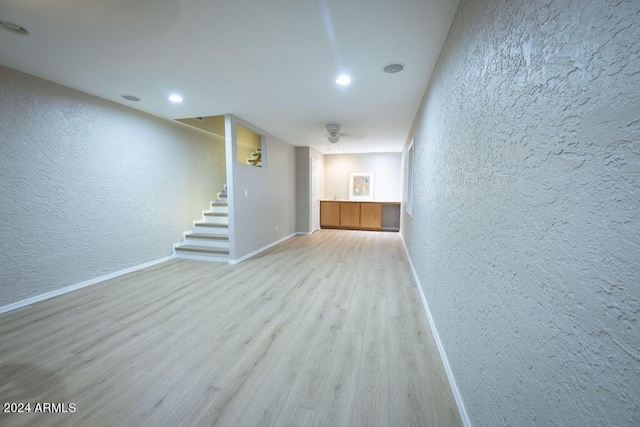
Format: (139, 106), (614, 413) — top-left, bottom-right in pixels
(0, 0), (459, 154)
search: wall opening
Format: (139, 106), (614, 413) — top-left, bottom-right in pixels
(236, 125), (263, 168)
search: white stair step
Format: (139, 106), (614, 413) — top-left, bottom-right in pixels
(187, 233), (228, 241)
(176, 253), (228, 262)
(174, 186), (230, 262)
(184, 233), (229, 248)
(175, 245), (229, 255)
(175, 245), (229, 262)
(210, 205), (228, 214)
(194, 223), (229, 234)
(194, 222), (227, 227)
(203, 213), (228, 225)
(204, 212), (228, 217)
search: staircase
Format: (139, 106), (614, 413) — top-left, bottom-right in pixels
(174, 186), (229, 262)
(247, 147), (261, 167)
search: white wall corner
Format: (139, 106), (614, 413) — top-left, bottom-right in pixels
(399, 234), (472, 427)
(0, 255), (176, 315)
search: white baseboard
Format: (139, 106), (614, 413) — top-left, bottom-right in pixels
(229, 233), (296, 264)
(296, 231), (312, 235)
(174, 252), (228, 263)
(0, 255), (175, 315)
(399, 234), (472, 427)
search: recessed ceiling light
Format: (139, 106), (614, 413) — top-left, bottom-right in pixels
(0, 21), (30, 35)
(169, 94), (183, 103)
(336, 75), (351, 85)
(378, 148), (384, 152)
(383, 63), (404, 74)
(121, 94), (140, 102)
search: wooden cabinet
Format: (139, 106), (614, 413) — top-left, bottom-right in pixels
(320, 201), (340, 227)
(340, 203), (361, 228)
(320, 201), (384, 231)
(360, 203), (382, 229)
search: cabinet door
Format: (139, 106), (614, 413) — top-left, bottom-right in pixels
(360, 203), (382, 230)
(340, 203), (361, 228)
(320, 201), (340, 227)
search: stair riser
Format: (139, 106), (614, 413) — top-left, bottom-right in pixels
(194, 225), (229, 234)
(184, 238), (229, 248)
(203, 216), (228, 225)
(210, 206), (228, 214)
(175, 251), (229, 262)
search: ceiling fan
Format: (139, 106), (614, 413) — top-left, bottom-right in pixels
(325, 124), (368, 144)
(326, 124), (342, 143)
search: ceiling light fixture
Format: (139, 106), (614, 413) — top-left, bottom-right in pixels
(121, 94), (140, 102)
(0, 21), (30, 35)
(383, 62), (404, 74)
(335, 75), (351, 85)
(169, 94), (183, 103)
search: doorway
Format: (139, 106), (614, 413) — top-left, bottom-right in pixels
(311, 158), (321, 232)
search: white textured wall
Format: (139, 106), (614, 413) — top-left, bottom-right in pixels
(324, 153), (401, 201)
(402, 0), (639, 426)
(0, 66), (225, 307)
(226, 116), (296, 260)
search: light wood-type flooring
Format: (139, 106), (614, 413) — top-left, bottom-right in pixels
(0, 230), (462, 426)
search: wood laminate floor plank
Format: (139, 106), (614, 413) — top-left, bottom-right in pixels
(192, 321), (299, 426)
(342, 277), (371, 335)
(0, 230), (462, 427)
(351, 369), (390, 427)
(274, 404), (316, 427)
(361, 296), (389, 374)
(312, 332), (363, 427)
(286, 307), (347, 410)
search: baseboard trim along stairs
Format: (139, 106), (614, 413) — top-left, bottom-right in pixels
(174, 186), (230, 262)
